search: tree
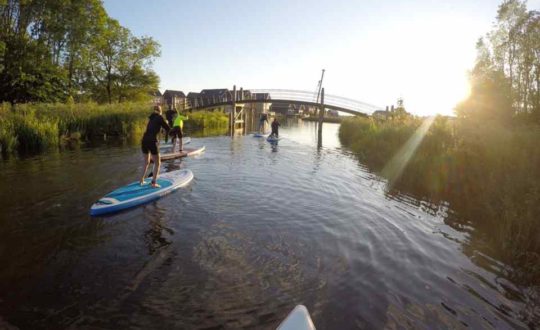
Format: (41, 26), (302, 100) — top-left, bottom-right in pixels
(0, 0), (70, 103)
(87, 18), (160, 103)
(455, 38), (513, 122)
(455, 68), (513, 122)
(456, 1), (540, 122)
(0, 0), (160, 104)
(62, 0), (107, 97)
(113, 36), (160, 102)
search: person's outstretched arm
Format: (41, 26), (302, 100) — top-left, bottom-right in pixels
(161, 116), (171, 132)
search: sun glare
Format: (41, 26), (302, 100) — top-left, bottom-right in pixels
(381, 116), (436, 188)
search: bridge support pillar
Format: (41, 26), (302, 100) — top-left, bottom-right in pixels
(230, 85), (236, 136)
(317, 88), (324, 148)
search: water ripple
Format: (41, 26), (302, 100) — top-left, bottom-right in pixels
(0, 122), (537, 329)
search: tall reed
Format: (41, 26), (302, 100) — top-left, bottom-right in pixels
(185, 111), (229, 130)
(0, 104), (230, 155)
(339, 116), (540, 280)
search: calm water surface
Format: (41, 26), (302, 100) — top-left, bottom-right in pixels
(0, 120), (537, 329)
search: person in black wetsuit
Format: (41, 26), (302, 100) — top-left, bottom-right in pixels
(258, 113), (269, 133)
(141, 105), (170, 188)
(164, 107), (177, 143)
(271, 117), (280, 137)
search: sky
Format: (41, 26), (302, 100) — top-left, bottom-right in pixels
(103, 0), (540, 116)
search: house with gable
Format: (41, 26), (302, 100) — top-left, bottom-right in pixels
(187, 92), (201, 108)
(163, 90), (186, 110)
(149, 89), (163, 105)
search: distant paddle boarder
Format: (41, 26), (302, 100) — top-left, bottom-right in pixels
(164, 107), (177, 143)
(170, 111), (188, 152)
(141, 105), (170, 188)
(259, 112), (269, 133)
(270, 117), (280, 138)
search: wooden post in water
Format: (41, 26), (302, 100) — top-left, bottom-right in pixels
(317, 88), (324, 148)
(231, 85), (237, 136)
(240, 87), (246, 135)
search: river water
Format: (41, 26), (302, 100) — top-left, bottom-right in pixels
(0, 120), (537, 329)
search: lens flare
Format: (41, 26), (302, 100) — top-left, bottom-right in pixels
(381, 116), (436, 188)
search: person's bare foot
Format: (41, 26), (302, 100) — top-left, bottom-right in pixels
(151, 182), (161, 188)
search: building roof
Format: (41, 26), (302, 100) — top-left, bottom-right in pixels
(187, 92), (200, 98)
(252, 93), (271, 100)
(163, 90), (185, 98)
(200, 89), (229, 97)
(199, 89), (232, 103)
(149, 89), (162, 97)
(240, 90), (251, 100)
(270, 102), (293, 114)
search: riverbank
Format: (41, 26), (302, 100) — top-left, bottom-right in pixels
(0, 103), (228, 155)
(339, 116), (540, 280)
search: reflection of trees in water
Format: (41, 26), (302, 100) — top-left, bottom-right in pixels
(385, 173), (540, 278)
(457, 218), (540, 326)
(143, 205), (173, 255)
(382, 187), (540, 326)
(144, 219), (173, 255)
(0, 216), (110, 311)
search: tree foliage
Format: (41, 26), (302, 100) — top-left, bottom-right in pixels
(456, 0), (540, 122)
(0, 0), (160, 104)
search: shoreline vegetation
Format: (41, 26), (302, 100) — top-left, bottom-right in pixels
(339, 116), (540, 273)
(341, 0), (540, 286)
(0, 102), (228, 155)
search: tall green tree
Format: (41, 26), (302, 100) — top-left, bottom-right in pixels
(61, 0), (107, 97)
(0, 0), (160, 104)
(456, 39), (514, 122)
(88, 18), (160, 103)
(457, 0), (540, 122)
(0, 0), (68, 103)
(113, 36), (160, 102)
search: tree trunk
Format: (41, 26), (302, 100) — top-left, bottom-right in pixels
(67, 54), (74, 94)
(107, 72), (112, 104)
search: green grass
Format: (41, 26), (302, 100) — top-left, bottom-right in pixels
(339, 115), (540, 279)
(0, 102), (149, 153)
(185, 111), (229, 130)
(0, 103), (229, 154)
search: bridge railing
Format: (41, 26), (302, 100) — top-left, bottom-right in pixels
(247, 89), (381, 115)
(181, 88), (382, 115)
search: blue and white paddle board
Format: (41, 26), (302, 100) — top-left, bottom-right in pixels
(252, 133), (268, 138)
(90, 169), (194, 216)
(277, 305), (315, 330)
(267, 136), (281, 142)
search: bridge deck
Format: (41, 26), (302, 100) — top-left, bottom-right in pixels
(182, 89), (380, 116)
